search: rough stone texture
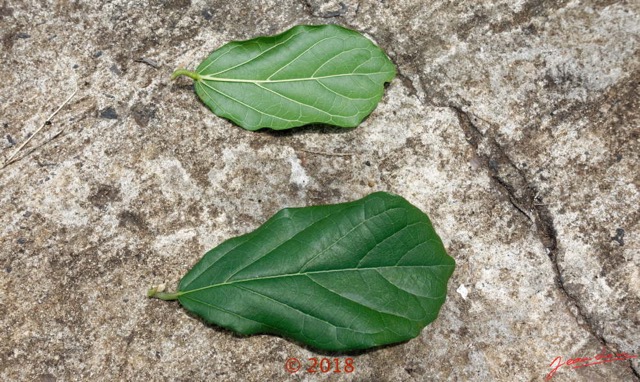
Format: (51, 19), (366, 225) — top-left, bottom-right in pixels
(1, 1), (638, 381)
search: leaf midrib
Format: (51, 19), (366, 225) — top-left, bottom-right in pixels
(179, 264), (454, 297)
(197, 71), (394, 84)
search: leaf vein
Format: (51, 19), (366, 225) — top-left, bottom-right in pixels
(206, 30), (305, 76)
(298, 206), (405, 272)
(221, 204), (353, 282)
(305, 275), (425, 323)
(234, 284), (384, 335)
(183, 264), (453, 296)
(181, 295), (277, 331)
(199, 72), (394, 83)
(266, 35), (335, 80)
(200, 81), (302, 124)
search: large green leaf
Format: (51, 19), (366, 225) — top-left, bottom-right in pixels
(172, 25), (396, 131)
(149, 192), (455, 351)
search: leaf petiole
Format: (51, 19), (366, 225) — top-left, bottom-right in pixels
(147, 287), (182, 300)
(171, 69), (201, 81)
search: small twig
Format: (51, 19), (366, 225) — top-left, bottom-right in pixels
(2, 87), (77, 168)
(134, 57), (161, 69)
(299, 148), (357, 157)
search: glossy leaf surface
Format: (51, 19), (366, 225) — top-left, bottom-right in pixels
(150, 192), (455, 351)
(172, 25), (396, 130)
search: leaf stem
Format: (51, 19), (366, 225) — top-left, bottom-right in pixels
(171, 69), (202, 81)
(147, 287), (181, 300)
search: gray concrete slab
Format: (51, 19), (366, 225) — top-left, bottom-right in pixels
(1, 1), (638, 381)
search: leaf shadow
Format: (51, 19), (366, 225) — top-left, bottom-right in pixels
(285, 336), (412, 357)
(259, 123), (356, 138)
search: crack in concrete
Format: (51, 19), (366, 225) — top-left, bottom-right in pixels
(446, 104), (635, 363)
(395, 71), (421, 102)
(449, 105), (541, 232)
(393, 56), (640, 376)
(450, 104), (640, 379)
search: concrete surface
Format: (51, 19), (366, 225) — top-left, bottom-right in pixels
(1, 0), (638, 381)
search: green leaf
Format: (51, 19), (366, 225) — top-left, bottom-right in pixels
(149, 192), (455, 351)
(172, 25), (396, 131)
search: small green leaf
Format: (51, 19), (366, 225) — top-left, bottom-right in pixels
(149, 192), (455, 351)
(173, 25), (396, 130)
